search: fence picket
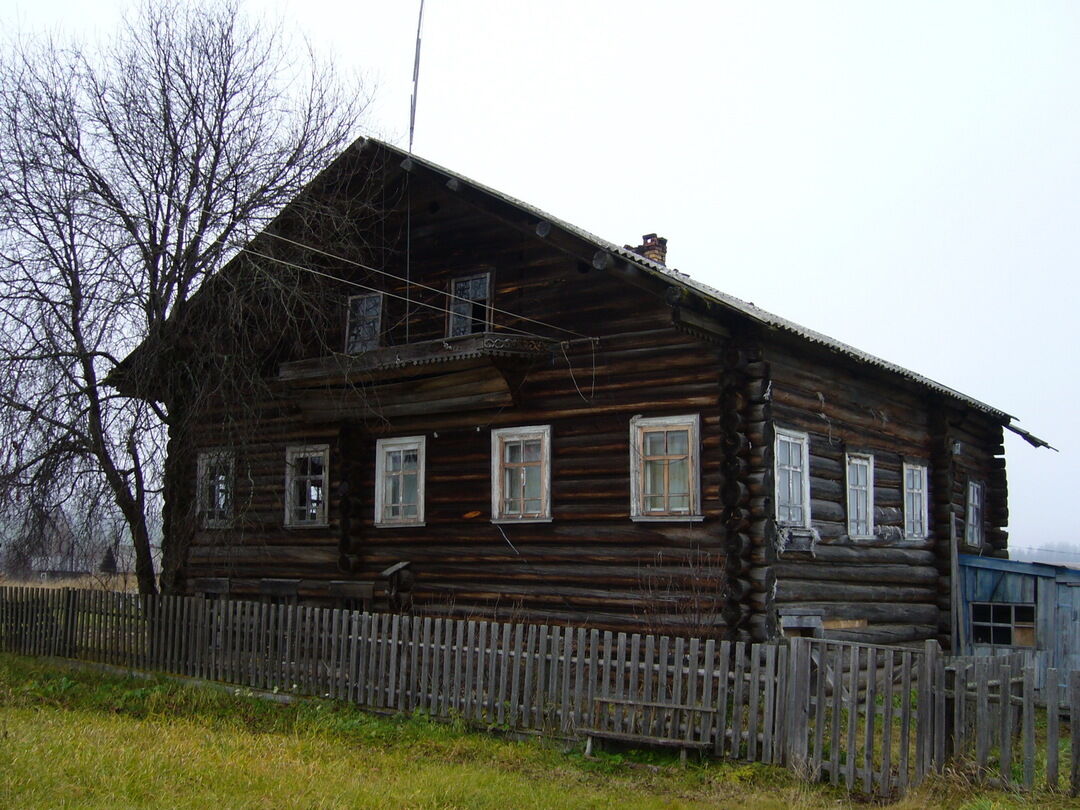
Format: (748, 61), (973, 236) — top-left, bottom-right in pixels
(1022, 666), (1035, 790)
(1046, 668), (1059, 791)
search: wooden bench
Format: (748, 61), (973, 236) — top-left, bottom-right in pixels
(582, 696), (718, 763)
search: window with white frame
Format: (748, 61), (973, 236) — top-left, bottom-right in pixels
(447, 272), (491, 336)
(629, 414), (701, 520)
(285, 445), (329, 527)
(375, 436), (426, 526)
(965, 480), (984, 545)
(774, 429), (810, 527)
(491, 426), (551, 522)
(346, 293), (383, 353)
(197, 450), (234, 528)
(903, 462), (929, 538)
(845, 453), (875, 539)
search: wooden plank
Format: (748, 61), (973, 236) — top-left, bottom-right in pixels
(730, 641), (746, 760)
(561, 627), (574, 732)
(880, 648), (895, 796)
(522, 624), (537, 729)
(440, 618), (454, 716)
(496, 622), (511, 727)
(684, 637), (700, 749)
(572, 627), (586, 731)
(613, 632), (628, 735)
(748, 642), (761, 762)
(534, 625), (549, 730)
(1046, 668), (1059, 791)
(641, 633), (656, 740)
(788, 640), (810, 771)
(976, 662), (990, 774)
(464, 620), (477, 719)
(699, 639), (715, 750)
(999, 664), (1012, 788)
(845, 644), (859, 789)
(509, 623), (525, 727)
(1070, 670), (1080, 798)
(933, 655), (946, 774)
(898, 650), (913, 792)
(585, 629), (600, 731)
(761, 644), (775, 764)
(673, 636), (687, 743)
(419, 616), (432, 712)
(1022, 666), (1035, 790)
(388, 614), (402, 708)
(453, 619), (466, 716)
(860, 646), (875, 792)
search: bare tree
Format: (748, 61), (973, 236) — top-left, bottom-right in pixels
(0, 0), (369, 593)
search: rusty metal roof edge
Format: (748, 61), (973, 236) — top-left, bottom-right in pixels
(380, 139), (1019, 424)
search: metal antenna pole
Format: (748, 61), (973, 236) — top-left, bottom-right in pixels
(409, 0), (426, 154)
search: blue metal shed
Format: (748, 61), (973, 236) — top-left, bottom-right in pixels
(957, 554), (1080, 688)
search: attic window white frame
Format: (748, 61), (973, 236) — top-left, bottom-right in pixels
(447, 272), (492, 337)
(375, 436), (426, 527)
(903, 462), (929, 539)
(774, 428), (811, 528)
(629, 414), (703, 522)
(965, 480), (984, 545)
(197, 449), (234, 529)
(285, 444), (329, 528)
(491, 425), (552, 523)
(845, 453), (875, 539)
(345, 292), (383, 353)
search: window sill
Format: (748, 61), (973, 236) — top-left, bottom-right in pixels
(375, 522), (427, 529)
(492, 517), (553, 525)
(284, 522), (329, 530)
(630, 514), (705, 523)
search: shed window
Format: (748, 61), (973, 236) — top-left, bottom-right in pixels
(971, 602), (1035, 648)
(846, 453), (874, 539)
(285, 445), (329, 526)
(346, 293), (382, 353)
(630, 414), (702, 521)
(775, 429), (810, 528)
(965, 480), (984, 545)
(375, 436), (426, 526)
(903, 463), (929, 538)
(491, 426), (552, 522)
(197, 450), (234, 528)
(448, 273), (491, 336)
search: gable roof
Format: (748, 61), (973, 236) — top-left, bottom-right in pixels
(371, 139), (1048, 448)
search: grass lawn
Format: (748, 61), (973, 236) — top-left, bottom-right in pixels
(0, 654), (1070, 809)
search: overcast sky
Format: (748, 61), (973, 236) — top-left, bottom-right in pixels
(6, 1), (1079, 562)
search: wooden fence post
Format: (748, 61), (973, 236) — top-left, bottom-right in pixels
(784, 638), (810, 772)
(1070, 670), (1080, 798)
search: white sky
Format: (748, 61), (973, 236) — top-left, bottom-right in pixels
(6, 1), (1079, 562)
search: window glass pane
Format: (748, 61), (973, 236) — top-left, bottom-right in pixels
(669, 458), (689, 495)
(992, 604), (1011, 623)
(790, 441), (801, 467)
(789, 471), (802, 505)
(506, 441), (522, 464)
(972, 603), (991, 622)
(644, 432), (665, 457)
(505, 467), (520, 498)
(669, 494), (689, 511)
(972, 625), (992, 644)
(403, 450), (418, 471)
(1014, 605), (1035, 623)
(645, 495), (665, 512)
(991, 626), (1012, 645)
(668, 429), (688, 455)
(778, 439), (790, 466)
(524, 499), (542, 514)
(309, 456), (323, 477)
(523, 440), (541, 463)
(504, 498), (520, 514)
(645, 459), (664, 496)
(402, 473), (417, 506)
(524, 465), (540, 500)
(388, 450), (401, 473)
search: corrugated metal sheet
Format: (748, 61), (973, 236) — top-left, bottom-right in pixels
(379, 139), (1018, 423)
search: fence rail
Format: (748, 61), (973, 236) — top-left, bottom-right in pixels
(0, 586), (1076, 798)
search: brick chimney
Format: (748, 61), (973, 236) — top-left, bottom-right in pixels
(625, 233), (668, 265)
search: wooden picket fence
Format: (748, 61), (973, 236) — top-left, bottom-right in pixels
(0, 586), (1076, 798)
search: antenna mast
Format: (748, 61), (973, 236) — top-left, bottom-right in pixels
(409, 0), (426, 153)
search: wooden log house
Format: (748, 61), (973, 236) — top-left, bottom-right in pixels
(111, 138), (1049, 647)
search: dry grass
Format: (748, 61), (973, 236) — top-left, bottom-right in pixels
(0, 573), (137, 592)
(0, 654), (1074, 809)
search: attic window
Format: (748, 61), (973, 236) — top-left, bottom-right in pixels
(965, 480), (984, 545)
(448, 273), (491, 336)
(346, 293), (382, 353)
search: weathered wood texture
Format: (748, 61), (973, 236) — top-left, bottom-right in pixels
(4, 587), (1073, 799)
(763, 340), (1007, 647)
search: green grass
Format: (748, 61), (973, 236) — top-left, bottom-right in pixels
(0, 654), (1073, 809)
